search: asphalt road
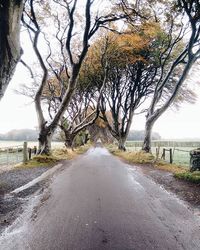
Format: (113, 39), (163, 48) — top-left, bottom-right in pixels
(1, 146), (200, 250)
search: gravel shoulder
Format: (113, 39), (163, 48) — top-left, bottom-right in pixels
(0, 163), (66, 234)
(0, 145), (89, 235)
(0, 167), (50, 195)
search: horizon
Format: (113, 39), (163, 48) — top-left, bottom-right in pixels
(1, 127), (200, 141)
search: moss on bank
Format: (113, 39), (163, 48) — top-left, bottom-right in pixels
(174, 172), (200, 184)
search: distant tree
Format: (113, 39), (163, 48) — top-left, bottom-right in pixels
(0, 0), (24, 100)
(0, 129), (38, 141)
(88, 119), (115, 144)
(57, 75), (107, 149)
(127, 130), (161, 141)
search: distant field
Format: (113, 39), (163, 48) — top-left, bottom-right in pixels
(126, 141), (200, 168)
(0, 140), (64, 148)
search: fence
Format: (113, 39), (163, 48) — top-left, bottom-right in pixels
(126, 140), (200, 148)
(126, 141), (200, 168)
(172, 148), (191, 166)
(155, 147), (191, 167)
(0, 142), (37, 166)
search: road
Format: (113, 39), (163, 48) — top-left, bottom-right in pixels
(1, 146), (200, 250)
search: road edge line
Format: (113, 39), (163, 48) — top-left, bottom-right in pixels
(11, 163), (63, 194)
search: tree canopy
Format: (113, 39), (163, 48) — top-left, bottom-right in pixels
(2, 0), (199, 154)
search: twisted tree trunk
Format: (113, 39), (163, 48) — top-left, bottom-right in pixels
(118, 137), (127, 151)
(64, 134), (76, 149)
(0, 0), (23, 100)
(38, 128), (53, 155)
(142, 117), (154, 153)
(37, 126), (52, 155)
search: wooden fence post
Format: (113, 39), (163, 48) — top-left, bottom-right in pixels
(156, 148), (158, 157)
(28, 148), (32, 160)
(156, 146), (160, 160)
(33, 146), (37, 155)
(162, 148), (166, 160)
(23, 142), (28, 163)
(169, 148), (173, 164)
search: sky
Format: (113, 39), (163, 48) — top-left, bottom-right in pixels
(0, 64), (38, 133)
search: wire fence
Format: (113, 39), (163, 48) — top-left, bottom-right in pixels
(0, 143), (37, 167)
(0, 145), (24, 166)
(126, 140), (200, 148)
(172, 148), (191, 167)
(126, 141), (200, 168)
(154, 147), (192, 167)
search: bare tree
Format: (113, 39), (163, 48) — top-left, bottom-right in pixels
(87, 29), (160, 151)
(59, 74), (107, 149)
(101, 61), (156, 151)
(142, 0), (200, 152)
(22, 0), (125, 154)
(0, 0), (24, 100)
(44, 60), (108, 149)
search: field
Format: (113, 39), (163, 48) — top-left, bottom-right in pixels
(126, 141), (200, 168)
(0, 141), (64, 166)
(0, 141), (64, 148)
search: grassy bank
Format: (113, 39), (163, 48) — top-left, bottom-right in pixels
(17, 144), (91, 169)
(107, 145), (200, 184)
(174, 172), (200, 184)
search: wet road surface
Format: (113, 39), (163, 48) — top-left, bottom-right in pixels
(1, 147), (200, 249)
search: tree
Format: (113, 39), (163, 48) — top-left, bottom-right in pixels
(0, 0), (24, 100)
(87, 114), (115, 144)
(96, 28), (161, 150)
(55, 32), (112, 148)
(142, 0), (200, 152)
(22, 0), (125, 154)
(55, 70), (107, 149)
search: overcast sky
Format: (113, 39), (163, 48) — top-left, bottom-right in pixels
(0, 61), (200, 139)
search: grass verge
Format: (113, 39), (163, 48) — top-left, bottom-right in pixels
(107, 145), (200, 184)
(109, 148), (155, 164)
(17, 144), (91, 169)
(174, 172), (200, 184)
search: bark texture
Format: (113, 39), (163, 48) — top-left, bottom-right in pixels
(37, 126), (54, 155)
(0, 0), (23, 100)
(142, 119), (154, 153)
(62, 129), (76, 149)
(118, 137), (127, 151)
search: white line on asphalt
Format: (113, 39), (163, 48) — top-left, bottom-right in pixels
(11, 163), (63, 194)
